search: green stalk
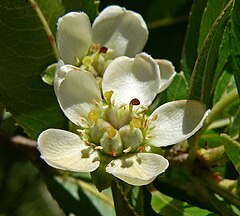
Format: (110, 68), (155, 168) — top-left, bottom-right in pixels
(28, 0), (59, 60)
(193, 173), (240, 208)
(111, 180), (138, 216)
(202, 88), (239, 131)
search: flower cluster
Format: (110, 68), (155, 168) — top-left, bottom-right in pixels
(38, 6), (209, 186)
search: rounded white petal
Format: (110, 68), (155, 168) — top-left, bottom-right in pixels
(57, 12), (92, 65)
(102, 53), (160, 107)
(56, 66), (102, 125)
(38, 129), (100, 172)
(92, 5), (148, 58)
(156, 59), (176, 93)
(54, 61), (72, 98)
(146, 100), (210, 147)
(106, 153), (169, 186)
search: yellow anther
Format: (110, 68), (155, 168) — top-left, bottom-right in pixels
(104, 91), (113, 105)
(106, 126), (116, 138)
(130, 118), (142, 130)
(90, 43), (101, 52)
(82, 56), (93, 67)
(88, 110), (99, 122)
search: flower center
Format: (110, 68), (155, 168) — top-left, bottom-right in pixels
(80, 43), (113, 78)
(82, 92), (148, 158)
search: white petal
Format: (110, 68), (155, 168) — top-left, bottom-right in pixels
(146, 100), (210, 147)
(54, 60), (69, 98)
(56, 66), (102, 125)
(106, 153), (169, 186)
(57, 12), (92, 65)
(156, 59), (176, 93)
(92, 5), (148, 58)
(38, 129), (100, 172)
(102, 53), (160, 107)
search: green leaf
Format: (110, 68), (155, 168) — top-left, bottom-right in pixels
(0, 0), (67, 139)
(213, 69), (234, 105)
(181, 0), (207, 81)
(148, 72), (188, 113)
(150, 188), (212, 216)
(62, 0), (99, 22)
(229, 107), (240, 138)
(221, 133), (240, 174)
(0, 0), (100, 139)
(197, 0), (228, 51)
(188, 0), (234, 108)
(230, 0), (240, 95)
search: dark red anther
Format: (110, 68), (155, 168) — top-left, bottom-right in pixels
(130, 98), (140, 106)
(99, 46), (108, 54)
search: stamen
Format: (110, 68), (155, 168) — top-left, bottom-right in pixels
(138, 146), (145, 153)
(104, 91), (113, 106)
(99, 46), (108, 54)
(88, 110), (99, 122)
(95, 146), (103, 150)
(90, 43), (101, 52)
(130, 118), (142, 130)
(131, 98), (140, 105)
(74, 56), (80, 65)
(82, 56), (93, 68)
(106, 126), (116, 138)
(129, 98), (140, 112)
(123, 147), (132, 153)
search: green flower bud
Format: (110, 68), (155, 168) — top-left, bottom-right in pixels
(104, 106), (132, 129)
(100, 127), (123, 157)
(90, 119), (111, 144)
(119, 125), (143, 152)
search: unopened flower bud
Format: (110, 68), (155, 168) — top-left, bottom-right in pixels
(100, 129), (123, 157)
(119, 125), (143, 152)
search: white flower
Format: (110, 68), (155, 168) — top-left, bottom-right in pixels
(57, 5), (149, 77)
(38, 53), (209, 186)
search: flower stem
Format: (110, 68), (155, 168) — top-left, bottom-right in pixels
(193, 173), (240, 208)
(28, 0), (59, 60)
(111, 180), (138, 216)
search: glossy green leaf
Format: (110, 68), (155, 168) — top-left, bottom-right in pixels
(188, 0), (234, 108)
(62, 0), (99, 21)
(0, 0), (65, 139)
(213, 69), (234, 105)
(148, 72), (188, 114)
(197, 0), (228, 51)
(0, 0), (99, 139)
(221, 133), (240, 174)
(150, 189), (212, 216)
(181, 0), (207, 81)
(230, 0), (240, 95)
